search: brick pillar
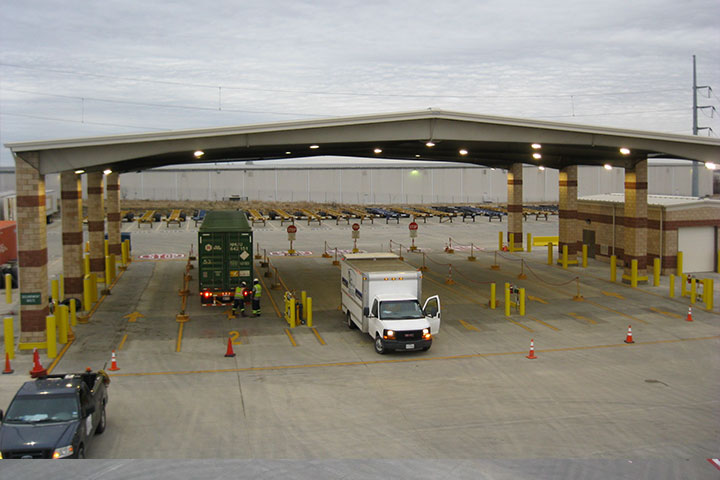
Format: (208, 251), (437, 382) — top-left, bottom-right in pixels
(623, 159), (648, 283)
(15, 153), (50, 344)
(87, 172), (105, 279)
(106, 172), (121, 256)
(506, 163), (523, 250)
(61, 171), (84, 301)
(558, 165), (579, 261)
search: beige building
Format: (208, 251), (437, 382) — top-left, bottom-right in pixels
(578, 194), (720, 273)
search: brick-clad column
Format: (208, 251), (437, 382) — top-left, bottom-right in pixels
(106, 172), (121, 256)
(558, 165), (579, 260)
(87, 172), (106, 279)
(623, 159), (648, 283)
(60, 171), (84, 300)
(15, 153), (50, 343)
(506, 163), (523, 250)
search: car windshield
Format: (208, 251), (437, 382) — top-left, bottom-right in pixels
(3, 395), (79, 424)
(379, 300), (425, 320)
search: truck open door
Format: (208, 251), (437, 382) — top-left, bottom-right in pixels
(423, 295), (441, 334)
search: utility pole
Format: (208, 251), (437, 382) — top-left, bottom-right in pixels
(691, 55), (717, 197)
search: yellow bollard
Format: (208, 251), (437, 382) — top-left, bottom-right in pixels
(582, 245), (588, 268)
(562, 245), (568, 269)
(51, 278), (59, 305)
(504, 283), (511, 317)
(490, 283), (496, 309)
(59, 274), (65, 302)
(509, 233), (515, 253)
(681, 274), (687, 297)
(677, 251), (683, 275)
(69, 298), (77, 326)
(669, 274), (675, 298)
(547, 243), (553, 265)
(121, 241), (129, 267)
(497, 231), (503, 250)
(104, 239), (109, 257)
(46, 315), (57, 359)
(83, 275), (93, 314)
(301, 291), (307, 321)
(519, 288), (525, 316)
(105, 255), (112, 286)
(85, 240), (89, 253)
(83, 254), (90, 276)
(610, 255), (617, 282)
(125, 239), (132, 263)
(289, 298), (296, 328)
(4, 317), (14, 360)
(717, 251), (720, 274)
(307, 297), (313, 327)
(690, 277), (696, 304)
(653, 258), (660, 287)
(631, 259), (638, 288)
(110, 254), (117, 282)
(706, 279), (714, 311)
(5, 273), (12, 304)
(57, 304), (68, 344)
(527, 233), (532, 253)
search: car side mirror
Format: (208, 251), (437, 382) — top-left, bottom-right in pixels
(363, 307), (370, 316)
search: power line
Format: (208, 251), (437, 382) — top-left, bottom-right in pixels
(0, 111), (171, 131)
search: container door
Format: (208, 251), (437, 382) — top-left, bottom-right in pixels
(199, 232), (227, 290)
(227, 232), (253, 290)
(423, 295), (441, 334)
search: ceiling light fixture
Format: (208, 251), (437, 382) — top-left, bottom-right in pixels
(374, 148), (382, 154)
(103, 169), (112, 175)
(604, 164), (613, 170)
(532, 153), (542, 160)
(619, 147), (631, 155)
(285, 151), (291, 155)
(531, 143), (542, 149)
(705, 162), (716, 170)
(309, 145), (319, 149)
(74, 169), (85, 175)
(459, 149), (468, 155)
(426, 141), (435, 147)
(194, 150), (204, 158)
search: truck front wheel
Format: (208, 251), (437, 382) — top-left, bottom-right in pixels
(374, 335), (387, 355)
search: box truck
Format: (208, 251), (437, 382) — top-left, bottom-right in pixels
(198, 211), (253, 305)
(341, 253), (441, 354)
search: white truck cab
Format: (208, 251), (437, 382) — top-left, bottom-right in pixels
(340, 253), (441, 354)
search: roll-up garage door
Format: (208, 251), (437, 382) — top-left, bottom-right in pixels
(678, 226), (716, 272)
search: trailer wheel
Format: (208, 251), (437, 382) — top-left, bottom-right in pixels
(374, 335), (386, 355)
(346, 312), (356, 329)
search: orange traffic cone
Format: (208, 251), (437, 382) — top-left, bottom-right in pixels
(526, 339), (537, 359)
(2, 352), (13, 374)
(224, 337), (236, 358)
(624, 325), (635, 344)
(29, 348), (47, 378)
(109, 350), (120, 371)
(686, 306), (693, 322)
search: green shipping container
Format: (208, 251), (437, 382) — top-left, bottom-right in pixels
(198, 211), (253, 305)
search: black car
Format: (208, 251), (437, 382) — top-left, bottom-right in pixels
(0, 371), (109, 459)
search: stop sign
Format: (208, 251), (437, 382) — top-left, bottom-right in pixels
(409, 222), (418, 231)
(352, 223), (360, 231)
(287, 224), (297, 234)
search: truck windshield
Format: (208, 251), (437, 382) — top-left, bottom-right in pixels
(3, 395), (79, 424)
(379, 300), (425, 320)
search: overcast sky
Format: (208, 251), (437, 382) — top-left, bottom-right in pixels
(1, 0), (718, 167)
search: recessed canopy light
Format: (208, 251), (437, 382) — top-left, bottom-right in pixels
(194, 150), (204, 158)
(285, 151), (291, 155)
(538, 166), (545, 171)
(74, 169), (85, 175)
(426, 141), (435, 147)
(309, 145), (319, 149)
(531, 143), (542, 150)
(415, 154), (421, 158)
(532, 153), (542, 160)
(374, 148), (382, 154)
(459, 149), (468, 155)
(103, 169), (112, 175)
(603, 164), (613, 170)
(705, 162), (717, 170)
(619, 147), (631, 155)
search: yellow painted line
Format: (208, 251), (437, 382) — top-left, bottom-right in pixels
(459, 319), (480, 331)
(506, 318), (533, 332)
(527, 315), (560, 331)
(568, 312), (597, 325)
(118, 334), (128, 350)
(582, 298), (649, 324)
(176, 323), (184, 352)
(649, 307), (683, 319)
(311, 327), (326, 345)
(284, 328), (298, 346)
(108, 335), (720, 378)
(46, 339), (74, 374)
(602, 291), (625, 300)
(528, 295), (548, 304)
(123, 311), (144, 322)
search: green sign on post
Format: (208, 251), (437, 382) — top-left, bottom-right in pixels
(20, 292), (43, 306)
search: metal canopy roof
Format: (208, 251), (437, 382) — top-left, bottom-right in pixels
(5, 109), (719, 175)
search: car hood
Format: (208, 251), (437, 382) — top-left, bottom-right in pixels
(0, 421), (77, 451)
(379, 318), (430, 331)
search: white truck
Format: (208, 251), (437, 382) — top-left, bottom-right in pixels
(341, 253), (441, 354)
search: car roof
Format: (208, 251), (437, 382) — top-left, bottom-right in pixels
(17, 375), (84, 396)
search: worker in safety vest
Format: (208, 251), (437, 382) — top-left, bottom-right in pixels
(232, 281), (247, 317)
(252, 278), (262, 316)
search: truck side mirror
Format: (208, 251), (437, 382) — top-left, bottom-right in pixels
(363, 307), (370, 316)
